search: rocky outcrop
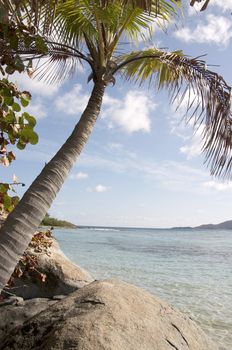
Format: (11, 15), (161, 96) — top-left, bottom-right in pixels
(1, 279), (218, 350)
(6, 236), (93, 299)
(0, 297), (57, 343)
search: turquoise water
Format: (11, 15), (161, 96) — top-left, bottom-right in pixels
(54, 227), (232, 350)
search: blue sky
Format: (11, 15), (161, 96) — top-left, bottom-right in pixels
(3, 0), (232, 228)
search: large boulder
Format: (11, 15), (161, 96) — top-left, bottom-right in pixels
(1, 279), (218, 350)
(6, 236), (93, 299)
(0, 298), (57, 343)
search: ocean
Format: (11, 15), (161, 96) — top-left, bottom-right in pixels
(53, 227), (232, 350)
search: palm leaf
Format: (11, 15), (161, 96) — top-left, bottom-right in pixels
(3, 0), (225, 177)
(121, 0), (210, 12)
(0, 0), (63, 35)
(115, 49), (232, 179)
(16, 40), (89, 84)
(103, 1), (181, 13)
(190, 0), (211, 11)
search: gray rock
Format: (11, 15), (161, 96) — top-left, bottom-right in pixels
(6, 238), (93, 299)
(0, 295), (24, 306)
(52, 295), (66, 300)
(1, 279), (218, 350)
(9, 296), (24, 306)
(0, 298), (57, 343)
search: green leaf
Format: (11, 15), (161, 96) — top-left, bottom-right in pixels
(5, 66), (15, 75)
(0, 184), (7, 193)
(8, 130), (16, 144)
(12, 102), (21, 112)
(9, 35), (19, 50)
(2, 86), (11, 97)
(16, 141), (26, 150)
(23, 113), (36, 127)
(35, 36), (48, 54)
(20, 97), (29, 107)
(14, 57), (24, 72)
(3, 194), (12, 210)
(4, 96), (14, 106)
(7, 204), (15, 213)
(158, 65), (167, 89)
(21, 91), (31, 101)
(5, 110), (14, 123)
(24, 37), (33, 48)
(20, 127), (39, 145)
(29, 131), (39, 145)
(21, 92), (31, 107)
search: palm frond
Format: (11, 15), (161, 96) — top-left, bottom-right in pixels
(118, 0), (210, 12)
(102, 1), (181, 14)
(115, 49), (232, 179)
(54, 0), (181, 63)
(190, 0), (211, 11)
(15, 40), (90, 84)
(0, 0), (64, 35)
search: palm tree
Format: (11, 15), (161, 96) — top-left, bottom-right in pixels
(0, 0), (231, 292)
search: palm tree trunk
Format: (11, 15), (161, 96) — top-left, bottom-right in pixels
(0, 80), (106, 292)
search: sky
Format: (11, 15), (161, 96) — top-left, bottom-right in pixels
(3, 0), (232, 228)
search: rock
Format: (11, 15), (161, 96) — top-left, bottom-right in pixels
(0, 295), (24, 307)
(0, 298), (57, 343)
(6, 237), (93, 299)
(52, 295), (66, 300)
(1, 279), (218, 350)
(8, 296), (24, 306)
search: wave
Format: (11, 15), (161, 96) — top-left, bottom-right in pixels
(83, 227), (120, 232)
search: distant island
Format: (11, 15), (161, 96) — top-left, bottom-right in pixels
(172, 219), (232, 230)
(41, 214), (76, 228)
(194, 219), (232, 230)
(40, 216), (232, 230)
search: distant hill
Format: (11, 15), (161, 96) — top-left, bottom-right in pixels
(41, 214), (76, 228)
(194, 220), (232, 230)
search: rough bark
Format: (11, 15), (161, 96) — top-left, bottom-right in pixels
(0, 80), (106, 292)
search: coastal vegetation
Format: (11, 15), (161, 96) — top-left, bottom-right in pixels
(0, 0), (231, 294)
(41, 213), (76, 228)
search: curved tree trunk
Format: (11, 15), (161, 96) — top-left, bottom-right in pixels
(0, 80), (106, 292)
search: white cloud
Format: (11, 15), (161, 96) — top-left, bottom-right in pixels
(169, 88), (202, 140)
(14, 138), (59, 163)
(189, 0), (232, 13)
(138, 18), (167, 42)
(102, 90), (156, 133)
(69, 172), (88, 180)
(179, 125), (204, 159)
(78, 145), (209, 193)
(108, 143), (124, 151)
(211, 0), (232, 11)
(12, 72), (60, 96)
(55, 84), (89, 115)
(188, 2), (203, 15)
(13, 56), (83, 97)
(88, 184), (110, 193)
(174, 14), (232, 46)
(203, 181), (232, 191)
(25, 99), (47, 119)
